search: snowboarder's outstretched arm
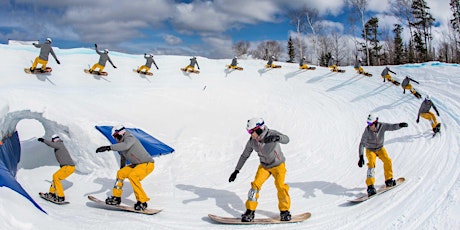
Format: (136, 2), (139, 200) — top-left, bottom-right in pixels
(153, 59), (159, 69)
(409, 77), (419, 84)
(432, 103), (440, 116)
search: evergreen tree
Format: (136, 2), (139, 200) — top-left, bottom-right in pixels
(287, 36), (296, 63)
(450, 0), (460, 35)
(393, 24), (405, 64)
(411, 0), (435, 62)
(362, 17), (381, 65)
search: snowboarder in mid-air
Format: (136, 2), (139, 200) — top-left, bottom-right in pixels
(229, 118), (292, 222)
(136, 53), (159, 75)
(29, 37), (60, 72)
(416, 95), (441, 134)
(38, 134), (75, 203)
(182, 56), (200, 73)
(401, 76), (421, 99)
(96, 125), (155, 211)
(358, 114), (408, 196)
(88, 44), (116, 74)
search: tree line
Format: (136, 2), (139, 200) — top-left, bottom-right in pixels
(232, 0), (460, 66)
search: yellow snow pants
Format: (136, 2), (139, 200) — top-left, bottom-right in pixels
(137, 65), (151, 73)
(402, 84), (417, 94)
(49, 165), (75, 197)
(90, 63), (105, 72)
(365, 147), (393, 186)
(31, 57), (48, 70)
(421, 112), (438, 128)
(300, 64), (309, 69)
(329, 65), (338, 72)
(355, 67), (364, 74)
(112, 162), (154, 203)
(184, 65), (195, 72)
(246, 163), (290, 211)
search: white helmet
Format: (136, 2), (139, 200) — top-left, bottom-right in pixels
(358, 57), (362, 62)
(111, 125), (126, 138)
(425, 95), (430, 101)
(150, 53), (154, 57)
(51, 134), (60, 142)
(246, 118), (265, 132)
(46, 37), (52, 43)
(367, 113), (378, 125)
(104, 49), (109, 53)
(234, 56), (238, 59)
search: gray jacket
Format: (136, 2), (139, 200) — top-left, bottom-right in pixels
(96, 49), (114, 67)
(110, 130), (154, 167)
(43, 139), (75, 167)
(267, 56), (274, 65)
(235, 126), (289, 171)
(354, 60), (361, 69)
(328, 58), (335, 67)
(381, 67), (396, 77)
(299, 58), (305, 66)
(144, 54), (158, 69)
(231, 58), (238, 66)
(359, 122), (402, 156)
(188, 57), (200, 69)
(34, 41), (58, 61)
(418, 100), (439, 118)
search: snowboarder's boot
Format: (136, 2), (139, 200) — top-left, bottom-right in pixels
(385, 178), (396, 187)
(367, 185), (377, 197)
(280, 210), (292, 221)
(43, 192), (56, 200)
(433, 123), (441, 133)
(56, 196), (65, 202)
(134, 201), (148, 211)
(105, 196), (121, 205)
(241, 209), (255, 222)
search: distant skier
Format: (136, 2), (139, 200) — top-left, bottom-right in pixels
(30, 37), (60, 72)
(416, 95), (441, 134)
(228, 118), (292, 222)
(299, 56), (308, 69)
(401, 76), (421, 98)
(89, 44), (117, 74)
(182, 56), (200, 72)
(358, 114), (408, 197)
(136, 53), (159, 74)
(96, 125), (154, 211)
(328, 56), (339, 72)
(380, 67), (398, 84)
(38, 134), (75, 202)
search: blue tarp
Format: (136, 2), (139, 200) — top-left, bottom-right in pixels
(0, 132), (46, 213)
(95, 126), (174, 157)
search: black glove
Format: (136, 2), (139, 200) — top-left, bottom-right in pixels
(94, 44), (97, 48)
(38, 138), (44, 142)
(399, 122), (408, 128)
(263, 135), (280, 143)
(56, 60), (60, 64)
(358, 155), (365, 168)
(32, 43), (36, 45)
(228, 170), (239, 182)
(416, 118), (419, 123)
(113, 65), (117, 69)
(437, 112), (440, 116)
(96, 146), (111, 153)
(144, 53), (146, 56)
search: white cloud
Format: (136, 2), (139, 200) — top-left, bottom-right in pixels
(162, 34), (183, 45)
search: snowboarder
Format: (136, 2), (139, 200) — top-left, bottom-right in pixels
(136, 53), (159, 74)
(354, 58), (365, 74)
(228, 56), (240, 69)
(328, 56), (338, 72)
(96, 125), (155, 211)
(358, 114), (408, 197)
(401, 76), (421, 98)
(416, 95), (441, 134)
(228, 118), (291, 222)
(299, 56), (308, 69)
(182, 56), (200, 72)
(89, 44), (117, 74)
(266, 55), (276, 68)
(37, 134), (75, 202)
(30, 37), (60, 72)
(380, 67), (399, 85)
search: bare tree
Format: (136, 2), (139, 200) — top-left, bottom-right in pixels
(250, 41), (283, 60)
(349, 0), (371, 66)
(232, 41), (250, 57)
(391, 0), (415, 62)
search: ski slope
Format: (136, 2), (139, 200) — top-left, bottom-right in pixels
(0, 44), (459, 230)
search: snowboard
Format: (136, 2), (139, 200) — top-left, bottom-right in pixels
(39, 192), (69, 205)
(266, 65), (282, 69)
(349, 177), (405, 203)
(180, 68), (200, 74)
(360, 72), (372, 77)
(226, 65), (243, 70)
(84, 69), (108, 76)
(24, 67), (52, 74)
(208, 212), (311, 225)
(132, 69), (153, 76)
(332, 69), (345, 73)
(300, 66), (316, 70)
(87, 195), (162, 215)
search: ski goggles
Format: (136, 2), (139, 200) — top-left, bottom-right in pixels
(367, 121), (377, 126)
(247, 126), (261, 134)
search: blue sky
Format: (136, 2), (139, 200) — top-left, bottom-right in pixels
(0, 0), (451, 58)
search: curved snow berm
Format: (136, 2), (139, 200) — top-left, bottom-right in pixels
(0, 43), (459, 229)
